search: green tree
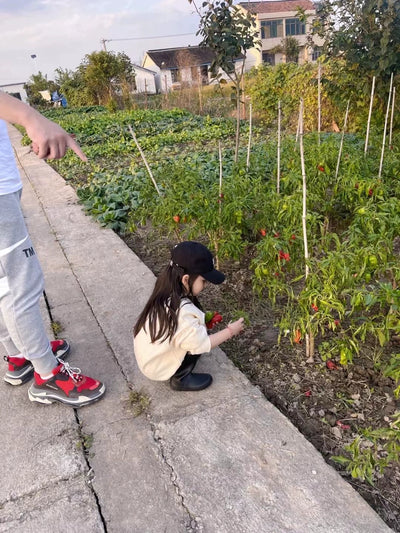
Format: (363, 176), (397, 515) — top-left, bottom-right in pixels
(271, 36), (301, 64)
(189, 0), (259, 161)
(311, 0), (400, 96)
(80, 50), (136, 107)
(54, 68), (90, 107)
(24, 72), (59, 107)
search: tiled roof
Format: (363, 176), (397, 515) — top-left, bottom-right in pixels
(239, 0), (315, 14)
(146, 47), (217, 69)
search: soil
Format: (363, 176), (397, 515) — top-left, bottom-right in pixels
(123, 226), (400, 532)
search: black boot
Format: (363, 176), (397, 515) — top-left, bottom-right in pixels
(170, 354), (212, 391)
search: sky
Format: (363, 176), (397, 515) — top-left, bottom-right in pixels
(0, 0), (204, 85)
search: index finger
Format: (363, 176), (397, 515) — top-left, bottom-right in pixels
(66, 135), (87, 162)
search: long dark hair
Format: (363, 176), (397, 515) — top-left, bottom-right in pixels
(133, 263), (201, 343)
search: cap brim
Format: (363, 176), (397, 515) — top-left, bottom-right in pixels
(202, 269), (225, 285)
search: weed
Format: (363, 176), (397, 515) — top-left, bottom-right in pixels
(127, 389), (151, 417)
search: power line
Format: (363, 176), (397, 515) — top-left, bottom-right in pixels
(103, 32), (196, 43)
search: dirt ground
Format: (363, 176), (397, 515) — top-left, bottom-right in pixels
(123, 227), (400, 532)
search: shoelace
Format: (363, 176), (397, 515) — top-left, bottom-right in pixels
(58, 359), (83, 383)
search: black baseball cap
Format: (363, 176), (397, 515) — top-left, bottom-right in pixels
(171, 241), (225, 284)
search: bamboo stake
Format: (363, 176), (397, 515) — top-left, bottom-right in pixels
(294, 104), (301, 150)
(317, 62), (321, 145)
(218, 141), (223, 218)
(389, 86), (396, 148)
(364, 76), (375, 154)
(335, 100), (350, 180)
(128, 125), (162, 197)
(246, 101), (252, 170)
(299, 99), (313, 361)
(277, 100), (281, 194)
(378, 73), (394, 178)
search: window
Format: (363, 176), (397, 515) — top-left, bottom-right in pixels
(200, 65), (209, 85)
(170, 68), (179, 83)
(260, 19), (283, 39)
(285, 18), (306, 36)
(312, 47), (322, 61)
(262, 52), (275, 66)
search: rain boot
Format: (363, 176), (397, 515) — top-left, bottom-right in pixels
(170, 354), (212, 391)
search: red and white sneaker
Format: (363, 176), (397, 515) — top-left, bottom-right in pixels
(3, 340), (71, 386)
(28, 361), (105, 407)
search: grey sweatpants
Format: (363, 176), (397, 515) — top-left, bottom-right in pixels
(0, 190), (56, 372)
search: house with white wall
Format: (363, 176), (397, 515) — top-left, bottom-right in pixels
(0, 82), (28, 103)
(142, 46), (244, 93)
(132, 65), (157, 94)
(238, 0), (323, 67)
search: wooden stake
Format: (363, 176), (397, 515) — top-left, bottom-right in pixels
(128, 125), (162, 197)
(335, 100), (350, 180)
(277, 100), (281, 194)
(219, 141), (223, 218)
(246, 101), (252, 170)
(389, 86), (396, 148)
(299, 99), (313, 361)
(365, 76), (375, 154)
(379, 73), (394, 178)
(317, 63), (321, 145)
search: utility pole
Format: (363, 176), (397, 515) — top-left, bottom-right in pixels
(100, 39), (108, 52)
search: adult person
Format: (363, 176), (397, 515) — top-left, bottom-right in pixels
(0, 91), (105, 407)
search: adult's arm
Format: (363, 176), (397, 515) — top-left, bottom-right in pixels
(0, 91), (87, 161)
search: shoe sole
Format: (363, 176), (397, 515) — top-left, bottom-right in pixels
(28, 383), (106, 408)
(4, 366), (34, 386)
(4, 342), (71, 386)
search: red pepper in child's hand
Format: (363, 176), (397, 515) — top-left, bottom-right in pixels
(205, 311), (223, 330)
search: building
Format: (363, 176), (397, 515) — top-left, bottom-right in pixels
(0, 82), (28, 103)
(142, 46), (244, 93)
(132, 65), (157, 94)
(238, 0), (323, 67)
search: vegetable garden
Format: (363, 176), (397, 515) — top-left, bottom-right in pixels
(37, 85), (400, 528)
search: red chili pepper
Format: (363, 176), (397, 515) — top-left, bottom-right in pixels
(368, 188), (373, 196)
(273, 232), (280, 238)
(291, 234), (296, 240)
(205, 312), (223, 330)
(259, 228), (267, 237)
(173, 215), (180, 223)
(278, 250), (290, 261)
(317, 165), (325, 172)
(326, 360), (338, 370)
(311, 303), (318, 312)
(304, 390), (312, 397)
(293, 329), (301, 343)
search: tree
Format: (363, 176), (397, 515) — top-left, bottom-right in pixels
(24, 72), (59, 107)
(271, 36), (301, 64)
(54, 68), (90, 107)
(188, 0), (260, 161)
(311, 0), (400, 96)
(80, 51), (136, 107)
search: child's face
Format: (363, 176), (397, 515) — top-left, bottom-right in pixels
(182, 274), (208, 296)
(192, 275), (208, 296)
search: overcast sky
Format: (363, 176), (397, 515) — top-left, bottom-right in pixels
(0, 0), (203, 85)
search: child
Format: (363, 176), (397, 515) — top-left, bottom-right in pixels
(133, 241), (244, 391)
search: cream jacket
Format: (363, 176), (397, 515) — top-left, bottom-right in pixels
(134, 298), (211, 381)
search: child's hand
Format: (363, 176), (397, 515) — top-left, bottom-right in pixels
(227, 317), (245, 337)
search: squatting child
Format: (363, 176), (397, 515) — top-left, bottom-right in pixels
(133, 241), (244, 391)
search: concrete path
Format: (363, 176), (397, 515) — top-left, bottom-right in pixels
(0, 125), (392, 533)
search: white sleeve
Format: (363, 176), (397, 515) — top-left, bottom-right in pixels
(174, 311), (211, 354)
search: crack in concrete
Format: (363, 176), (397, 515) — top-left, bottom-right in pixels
(149, 419), (203, 533)
(74, 410), (108, 533)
